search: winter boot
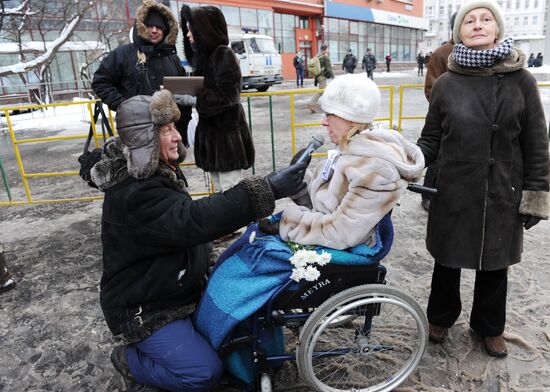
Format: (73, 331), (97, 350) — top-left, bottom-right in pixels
(0, 246), (16, 294)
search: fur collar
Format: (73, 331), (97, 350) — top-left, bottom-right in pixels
(135, 0), (178, 46)
(448, 47), (526, 76)
(90, 137), (187, 192)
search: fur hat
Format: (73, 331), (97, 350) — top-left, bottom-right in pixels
(319, 74), (380, 124)
(453, 0), (505, 44)
(116, 90), (182, 179)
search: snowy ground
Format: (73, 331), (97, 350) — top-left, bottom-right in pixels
(0, 68), (549, 391)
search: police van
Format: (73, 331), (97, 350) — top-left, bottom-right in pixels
(229, 30), (283, 92)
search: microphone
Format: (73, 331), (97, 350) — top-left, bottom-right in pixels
(293, 134), (325, 165)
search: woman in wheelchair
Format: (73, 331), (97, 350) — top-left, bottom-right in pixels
(195, 74), (428, 392)
(262, 73), (425, 249)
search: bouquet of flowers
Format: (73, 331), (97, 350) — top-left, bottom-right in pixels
(248, 231), (331, 282)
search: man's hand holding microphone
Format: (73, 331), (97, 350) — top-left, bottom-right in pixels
(260, 134), (325, 234)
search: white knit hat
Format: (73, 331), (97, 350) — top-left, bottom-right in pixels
(453, 0), (505, 44)
(319, 74), (380, 124)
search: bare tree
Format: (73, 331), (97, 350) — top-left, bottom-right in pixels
(0, 0), (96, 104)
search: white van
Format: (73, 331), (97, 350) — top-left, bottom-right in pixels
(229, 32), (283, 92)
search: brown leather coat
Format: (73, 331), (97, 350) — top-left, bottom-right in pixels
(424, 41), (454, 101)
(418, 49), (549, 271)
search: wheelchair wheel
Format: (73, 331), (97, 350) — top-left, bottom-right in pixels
(296, 284), (428, 392)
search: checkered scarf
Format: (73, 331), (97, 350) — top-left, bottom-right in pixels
(452, 37), (514, 68)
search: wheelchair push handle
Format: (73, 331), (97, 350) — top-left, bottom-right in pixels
(407, 183), (437, 196)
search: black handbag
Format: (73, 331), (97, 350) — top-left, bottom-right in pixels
(78, 102), (114, 189)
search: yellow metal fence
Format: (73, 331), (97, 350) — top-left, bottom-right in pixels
(0, 84), (421, 205)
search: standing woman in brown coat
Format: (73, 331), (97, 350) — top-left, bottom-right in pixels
(180, 5), (255, 192)
(417, 0), (549, 357)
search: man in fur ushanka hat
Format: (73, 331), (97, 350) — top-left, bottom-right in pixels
(91, 90), (308, 390)
(92, 0), (194, 146)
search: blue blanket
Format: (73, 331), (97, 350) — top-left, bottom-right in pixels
(195, 213), (393, 383)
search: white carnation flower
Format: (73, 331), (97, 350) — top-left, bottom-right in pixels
(289, 250), (309, 268)
(316, 251), (332, 266)
(303, 265), (321, 282)
(290, 267), (305, 282)
(248, 231), (256, 243)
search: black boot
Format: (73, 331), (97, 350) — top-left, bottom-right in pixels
(0, 245), (16, 294)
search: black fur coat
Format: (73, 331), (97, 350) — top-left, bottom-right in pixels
(181, 5), (255, 172)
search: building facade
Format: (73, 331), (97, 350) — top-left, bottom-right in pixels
(181, 0), (428, 78)
(421, 0), (546, 56)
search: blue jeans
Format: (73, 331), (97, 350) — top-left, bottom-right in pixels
(296, 67), (304, 87)
(126, 318), (223, 392)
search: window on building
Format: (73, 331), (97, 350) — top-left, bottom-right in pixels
(439, 6), (444, 15)
(514, 17), (519, 25)
(447, 4), (453, 15)
(523, 16), (528, 25)
(257, 9), (274, 36)
(534, 0), (539, 7)
(515, 0), (520, 8)
(533, 16), (537, 25)
(525, 0), (530, 7)
(221, 6), (240, 27)
(240, 8), (257, 29)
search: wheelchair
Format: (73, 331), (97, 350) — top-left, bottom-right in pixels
(198, 186), (434, 392)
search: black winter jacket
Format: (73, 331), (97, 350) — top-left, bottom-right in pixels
(417, 49), (549, 271)
(94, 138), (275, 342)
(91, 2), (192, 144)
(181, 5), (255, 172)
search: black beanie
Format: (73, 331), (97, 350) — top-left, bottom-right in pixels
(145, 9), (167, 30)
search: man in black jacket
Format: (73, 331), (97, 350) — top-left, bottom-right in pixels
(90, 90), (307, 391)
(92, 0), (192, 144)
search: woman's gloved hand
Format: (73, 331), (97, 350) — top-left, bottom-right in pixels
(264, 162), (307, 200)
(173, 94), (197, 106)
(522, 215), (540, 230)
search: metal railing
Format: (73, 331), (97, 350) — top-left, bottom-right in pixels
(0, 85), (394, 205)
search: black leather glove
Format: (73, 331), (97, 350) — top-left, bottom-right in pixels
(264, 162), (307, 200)
(258, 218), (280, 235)
(290, 148), (312, 166)
(522, 215), (540, 230)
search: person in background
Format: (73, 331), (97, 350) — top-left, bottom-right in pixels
(293, 51), (305, 87)
(385, 53), (392, 72)
(535, 52), (543, 67)
(342, 48), (358, 74)
(417, 52), (425, 76)
(180, 5), (254, 193)
(307, 44), (333, 113)
(527, 53), (535, 67)
(0, 245), (15, 294)
(91, 90), (307, 391)
(92, 0), (192, 145)
(362, 48), (377, 80)
(417, 0), (549, 358)
(422, 11), (457, 211)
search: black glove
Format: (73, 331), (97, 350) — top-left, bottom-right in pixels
(258, 218), (280, 235)
(522, 215), (540, 230)
(290, 148), (312, 166)
(264, 162), (307, 200)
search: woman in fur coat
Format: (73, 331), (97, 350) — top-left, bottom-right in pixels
(417, 0), (549, 357)
(263, 73), (425, 250)
(180, 5), (255, 192)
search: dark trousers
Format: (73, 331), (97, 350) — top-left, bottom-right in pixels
(126, 318), (223, 391)
(366, 69), (374, 80)
(295, 67), (304, 87)
(386, 63), (390, 72)
(427, 262), (507, 337)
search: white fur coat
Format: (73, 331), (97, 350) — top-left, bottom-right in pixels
(279, 127), (425, 250)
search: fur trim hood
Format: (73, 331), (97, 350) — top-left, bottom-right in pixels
(180, 5), (229, 67)
(135, 0), (179, 46)
(448, 47), (526, 75)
